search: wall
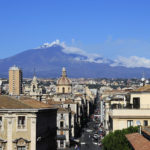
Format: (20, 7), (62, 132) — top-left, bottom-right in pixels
(36, 109), (57, 150)
(130, 93), (150, 108)
(0, 112), (36, 150)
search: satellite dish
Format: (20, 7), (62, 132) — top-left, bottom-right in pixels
(136, 120), (141, 126)
(141, 77), (145, 82)
(146, 80), (149, 84)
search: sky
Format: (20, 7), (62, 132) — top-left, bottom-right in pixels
(0, 0), (150, 67)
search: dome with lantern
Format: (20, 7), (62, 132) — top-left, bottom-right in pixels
(57, 67), (72, 85)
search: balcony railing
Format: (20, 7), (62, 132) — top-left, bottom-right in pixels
(18, 124), (25, 129)
(57, 126), (70, 130)
(110, 104), (150, 110)
(109, 109), (150, 118)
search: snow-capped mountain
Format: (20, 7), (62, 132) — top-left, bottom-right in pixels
(0, 40), (149, 78)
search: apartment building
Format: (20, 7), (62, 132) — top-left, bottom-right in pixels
(57, 107), (75, 149)
(104, 85), (150, 132)
(9, 66), (22, 95)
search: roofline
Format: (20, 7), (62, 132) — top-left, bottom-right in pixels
(0, 108), (57, 113)
(130, 91), (150, 94)
(56, 84), (72, 86)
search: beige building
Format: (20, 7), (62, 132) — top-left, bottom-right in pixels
(29, 76), (43, 101)
(46, 100), (76, 149)
(48, 67), (95, 148)
(56, 68), (72, 94)
(0, 96), (57, 150)
(9, 66), (22, 96)
(57, 107), (75, 149)
(104, 85), (150, 132)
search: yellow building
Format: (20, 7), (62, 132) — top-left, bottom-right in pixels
(9, 66), (22, 96)
(106, 85), (150, 132)
(56, 67), (72, 94)
(0, 96), (57, 150)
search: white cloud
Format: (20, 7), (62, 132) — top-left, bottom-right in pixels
(39, 39), (65, 48)
(38, 40), (109, 64)
(111, 56), (150, 68)
(36, 39), (150, 68)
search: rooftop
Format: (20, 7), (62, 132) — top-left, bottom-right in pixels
(132, 85), (150, 92)
(0, 96), (32, 109)
(64, 100), (77, 104)
(0, 96), (53, 109)
(9, 65), (21, 71)
(126, 133), (150, 150)
(57, 107), (69, 113)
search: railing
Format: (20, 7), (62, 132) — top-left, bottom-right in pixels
(109, 109), (150, 117)
(110, 104), (150, 110)
(18, 124), (25, 129)
(58, 126), (69, 130)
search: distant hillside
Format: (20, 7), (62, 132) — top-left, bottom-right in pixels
(0, 44), (149, 78)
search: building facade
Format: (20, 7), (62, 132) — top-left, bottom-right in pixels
(56, 68), (72, 94)
(103, 85), (150, 133)
(0, 96), (57, 150)
(9, 66), (22, 96)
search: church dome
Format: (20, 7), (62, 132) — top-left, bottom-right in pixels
(57, 67), (71, 85)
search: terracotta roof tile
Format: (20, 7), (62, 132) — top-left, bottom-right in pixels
(57, 107), (69, 113)
(132, 85), (150, 92)
(64, 100), (76, 104)
(0, 96), (32, 109)
(126, 133), (150, 150)
(20, 99), (52, 109)
(46, 100), (63, 105)
(0, 96), (54, 109)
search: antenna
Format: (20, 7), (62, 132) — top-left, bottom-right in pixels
(141, 72), (146, 86)
(142, 72), (145, 78)
(33, 67), (36, 77)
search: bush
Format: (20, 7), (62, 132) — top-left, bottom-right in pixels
(102, 126), (138, 150)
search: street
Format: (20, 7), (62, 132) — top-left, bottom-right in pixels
(66, 120), (102, 150)
(66, 90), (102, 150)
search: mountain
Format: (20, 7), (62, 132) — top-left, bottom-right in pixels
(0, 42), (150, 78)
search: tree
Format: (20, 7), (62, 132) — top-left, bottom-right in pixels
(102, 126), (138, 150)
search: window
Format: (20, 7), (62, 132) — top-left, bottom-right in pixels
(17, 146), (26, 150)
(62, 87), (65, 94)
(127, 120), (133, 127)
(33, 85), (35, 92)
(60, 121), (64, 128)
(61, 114), (63, 119)
(18, 116), (25, 129)
(144, 120), (148, 126)
(0, 117), (2, 128)
(60, 140), (64, 148)
(133, 97), (140, 108)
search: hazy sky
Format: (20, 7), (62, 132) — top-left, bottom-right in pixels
(0, 0), (150, 61)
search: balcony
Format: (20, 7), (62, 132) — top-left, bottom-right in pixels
(111, 104), (150, 109)
(57, 125), (70, 130)
(109, 109), (150, 119)
(18, 124), (25, 129)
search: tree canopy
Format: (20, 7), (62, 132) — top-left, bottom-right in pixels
(102, 126), (138, 150)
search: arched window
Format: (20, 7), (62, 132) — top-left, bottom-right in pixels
(33, 85), (35, 92)
(62, 87), (65, 94)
